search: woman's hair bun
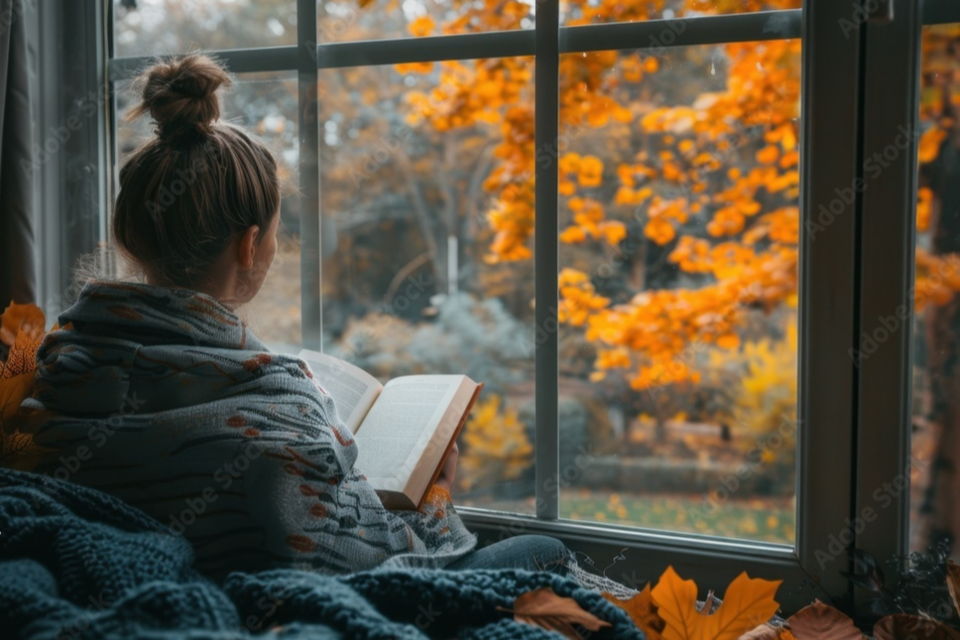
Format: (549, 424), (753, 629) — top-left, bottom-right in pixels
(127, 53), (232, 142)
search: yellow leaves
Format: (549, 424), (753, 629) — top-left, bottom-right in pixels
(716, 333), (740, 350)
(616, 186), (652, 206)
(578, 155), (604, 187)
(475, 81), (502, 100)
(559, 268), (610, 326)
(649, 567), (781, 640)
(596, 347), (632, 371)
(778, 150), (799, 169)
(501, 588), (611, 639)
(460, 394), (531, 491)
(560, 226), (588, 243)
(394, 61), (434, 75)
(693, 153), (722, 171)
(707, 207), (746, 237)
(407, 15), (435, 37)
(915, 250), (960, 310)
(919, 125), (948, 164)
(561, 197), (624, 246)
(600, 220), (627, 244)
(621, 54), (645, 82)
(755, 146), (780, 165)
(558, 152), (581, 175)
(917, 186), (933, 232)
(766, 207), (800, 245)
(670, 237), (712, 274)
(645, 217), (677, 245)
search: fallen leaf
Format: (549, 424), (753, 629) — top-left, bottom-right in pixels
(739, 624), (797, 639)
(603, 584), (666, 639)
(0, 302), (44, 347)
(873, 614), (960, 640)
(786, 601), (862, 640)
(651, 566), (782, 640)
(650, 566), (700, 640)
(500, 587), (612, 640)
(948, 559), (960, 618)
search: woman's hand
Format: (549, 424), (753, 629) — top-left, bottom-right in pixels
(435, 442), (458, 491)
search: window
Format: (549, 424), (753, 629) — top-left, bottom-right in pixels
(910, 22), (960, 553)
(48, 0), (953, 615)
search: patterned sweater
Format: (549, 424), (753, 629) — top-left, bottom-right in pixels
(22, 281), (477, 578)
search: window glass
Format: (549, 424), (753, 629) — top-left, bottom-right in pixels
(909, 23), (960, 561)
(317, 58), (537, 510)
(560, 0), (801, 26)
(113, 0), (298, 58)
(114, 71), (302, 351)
(555, 40), (800, 544)
(318, 0), (533, 44)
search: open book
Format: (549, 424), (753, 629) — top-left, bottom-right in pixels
(298, 350), (483, 510)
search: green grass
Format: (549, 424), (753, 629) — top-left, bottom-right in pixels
(460, 491), (796, 545)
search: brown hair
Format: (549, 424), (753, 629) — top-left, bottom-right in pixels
(113, 54), (281, 289)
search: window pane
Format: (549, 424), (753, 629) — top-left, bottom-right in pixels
(561, 0), (801, 26)
(114, 71), (302, 350)
(113, 0), (297, 58)
(318, 0), (533, 43)
(909, 23), (960, 560)
(556, 40), (800, 544)
(318, 58), (537, 511)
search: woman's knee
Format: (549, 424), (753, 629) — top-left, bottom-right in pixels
(518, 535), (571, 570)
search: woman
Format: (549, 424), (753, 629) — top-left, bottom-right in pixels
(24, 54), (570, 580)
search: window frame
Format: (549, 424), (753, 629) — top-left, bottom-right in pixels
(90, 0), (960, 614)
(852, 0), (960, 612)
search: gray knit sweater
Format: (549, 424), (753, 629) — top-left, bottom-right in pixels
(23, 281), (477, 578)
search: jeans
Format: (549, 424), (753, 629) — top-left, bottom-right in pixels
(446, 535), (571, 575)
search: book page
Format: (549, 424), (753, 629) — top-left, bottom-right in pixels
(298, 349), (383, 434)
(353, 376), (462, 490)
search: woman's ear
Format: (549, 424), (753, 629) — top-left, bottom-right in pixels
(237, 225), (261, 269)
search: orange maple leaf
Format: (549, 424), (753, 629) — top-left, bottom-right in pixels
(650, 566), (781, 640)
(603, 584), (666, 639)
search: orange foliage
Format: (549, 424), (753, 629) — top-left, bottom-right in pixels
(649, 566), (781, 640)
(400, 0), (955, 392)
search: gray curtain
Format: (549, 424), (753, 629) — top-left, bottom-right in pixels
(0, 0), (34, 306)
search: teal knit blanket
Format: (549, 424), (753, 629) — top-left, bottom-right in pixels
(0, 468), (645, 639)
